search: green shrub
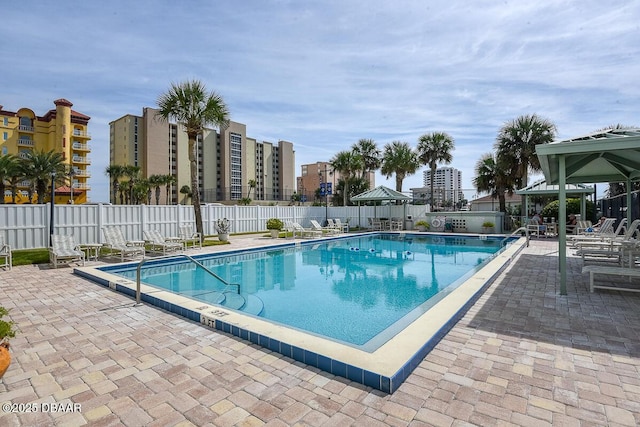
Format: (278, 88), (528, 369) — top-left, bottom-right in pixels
(541, 198), (594, 221)
(266, 218), (284, 230)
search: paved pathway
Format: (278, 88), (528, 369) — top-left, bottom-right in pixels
(1, 237), (639, 426)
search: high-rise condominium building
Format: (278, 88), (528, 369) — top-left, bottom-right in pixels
(109, 107), (295, 204)
(411, 167), (463, 206)
(0, 99), (92, 204)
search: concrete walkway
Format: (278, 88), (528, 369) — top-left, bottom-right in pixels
(1, 236), (639, 426)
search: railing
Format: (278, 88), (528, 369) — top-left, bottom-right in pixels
(72, 142), (89, 151)
(19, 125), (34, 132)
(73, 130), (91, 138)
(18, 138), (34, 146)
(503, 226), (530, 247)
(72, 156), (91, 164)
(135, 253), (240, 305)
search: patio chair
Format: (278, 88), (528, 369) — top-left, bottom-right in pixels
(334, 218), (349, 232)
(143, 229), (184, 255)
(291, 222), (322, 238)
(49, 234), (85, 268)
(569, 218), (617, 244)
(178, 225), (202, 249)
(102, 226), (145, 261)
(310, 219), (340, 235)
(326, 218), (341, 232)
(0, 233), (12, 271)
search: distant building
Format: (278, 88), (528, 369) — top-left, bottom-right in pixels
(109, 107), (295, 204)
(411, 167), (463, 208)
(470, 193), (522, 212)
(0, 99), (92, 204)
(296, 162), (374, 204)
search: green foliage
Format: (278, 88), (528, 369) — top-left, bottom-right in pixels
(0, 306), (16, 340)
(214, 218), (231, 234)
(414, 220), (430, 228)
(482, 221), (495, 228)
(238, 197), (252, 205)
(266, 218), (284, 230)
(541, 198), (594, 221)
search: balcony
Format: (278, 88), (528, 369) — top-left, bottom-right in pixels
(72, 142), (90, 151)
(18, 151), (32, 160)
(72, 129), (91, 139)
(74, 183), (91, 190)
(19, 125), (34, 132)
(18, 138), (34, 147)
(72, 156), (91, 165)
(73, 169), (90, 177)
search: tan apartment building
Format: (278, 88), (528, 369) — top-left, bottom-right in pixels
(109, 108), (296, 204)
(296, 162), (375, 204)
(0, 99), (91, 204)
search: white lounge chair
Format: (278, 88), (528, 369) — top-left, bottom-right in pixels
(102, 226), (146, 261)
(569, 218), (620, 244)
(310, 219), (339, 235)
(291, 222), (322, 238)
(49, 234), (85, 268)
(143, 229), (184, 255)
(0, 233), (12, 271)
(178, 225), (202, 249)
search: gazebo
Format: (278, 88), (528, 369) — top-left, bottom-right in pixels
(536, 127), (640, 294)
(515, 179), (595, 219)
(351, 186), (411, 228)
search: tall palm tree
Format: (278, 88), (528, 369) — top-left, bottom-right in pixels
(122, 165), (141, 204)
(157, 79), (230, 235)
(352, 138), (381, 184)
(495, 114), (556, 189)
(380, 141), (419, 195)
(247, 179), (257, 199)
(105, 165), (125, 204)
(417, 132), (455, 209)
(473, 153), (513, 213)
(23, 150), (66, 204)
(0, 154), (19, 204)
(148, 174), (163, 205)
(330, 150), (363, 206)
(162, 174), (176, 205)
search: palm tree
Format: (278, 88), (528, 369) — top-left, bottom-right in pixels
(23, 150), (66, 204)
(162, 174), (176, 205)
(180, 185), (192, 204)
(105, 165), (125, 204)
(247, 179), (257, 199)
(473, 153), (513, 213)
(380, 141), (419, 195)
(352, 138), (381, 184)
(495, 114), (556, 189)
(330, 150), (363, 206)
(157, 79), (230, 236)
(417, 132), (455, 209)
(123, 165), (142, 204)
(0, 154), (20, 204)
(148, 174), (163, 205)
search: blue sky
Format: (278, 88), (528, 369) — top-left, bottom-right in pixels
(4, 1), (639, 201)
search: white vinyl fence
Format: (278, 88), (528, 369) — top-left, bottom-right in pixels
(0, 203), (504, 250)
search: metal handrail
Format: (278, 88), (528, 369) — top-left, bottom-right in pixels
(502, 226), (530, 247)
(136, 253), (240, 304)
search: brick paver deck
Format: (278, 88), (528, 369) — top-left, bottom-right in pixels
(1, 237), (639, 426)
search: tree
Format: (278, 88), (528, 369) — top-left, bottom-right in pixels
(122, 165), (141, 204)
(23, 150), (66, 204)
(105, 165), (125, 204)
(247, 179), (257, 200)
(157, 79), (230, 236)
(495, 114), (556, 189)
(352, 138), (381, 184)
(148, 174), (163, 205)
(380, 141), (419, 195)
(162, 174), (176, 205)
(330, 150), (362, 206)
(473, 153), (513, 213)
(417, 132), (455, 209)
(0, 155), (20, 204)
(180, 185), (192, 204)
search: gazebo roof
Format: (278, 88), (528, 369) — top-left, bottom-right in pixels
(537, 127), (640, 184)
(351, 185), (411, 202)
(515, 179), (594, 196)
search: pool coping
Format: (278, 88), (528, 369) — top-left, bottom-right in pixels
(74, 233), (527, 393)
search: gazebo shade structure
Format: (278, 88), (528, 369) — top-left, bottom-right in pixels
(536, 127), (640, 295)
(351, 186), (411, 227)
(515, 179), (594, 219)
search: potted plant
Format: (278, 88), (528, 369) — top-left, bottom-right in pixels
(481, 221), (495, 234)
(214, 218), (231, 242)
(415, 220), (430, 232)
(0, 306), (16, 379)
(266, 218), (284, 238)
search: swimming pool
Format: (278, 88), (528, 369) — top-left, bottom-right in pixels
(75, 233), (525, 393)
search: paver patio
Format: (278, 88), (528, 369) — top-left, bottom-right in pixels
(1, 236), (639, 426)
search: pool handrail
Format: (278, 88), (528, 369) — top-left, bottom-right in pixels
(502, 226), (530, 247)
(136, 253), (240, 305)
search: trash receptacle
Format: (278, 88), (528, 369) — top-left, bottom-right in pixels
(404, 219), (414, 230)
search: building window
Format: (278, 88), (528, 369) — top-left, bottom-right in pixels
(2, 132), (6, 141)
(3, 118), (8, 126)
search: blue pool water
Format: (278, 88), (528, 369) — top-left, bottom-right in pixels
(105, 234), (511, 350)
